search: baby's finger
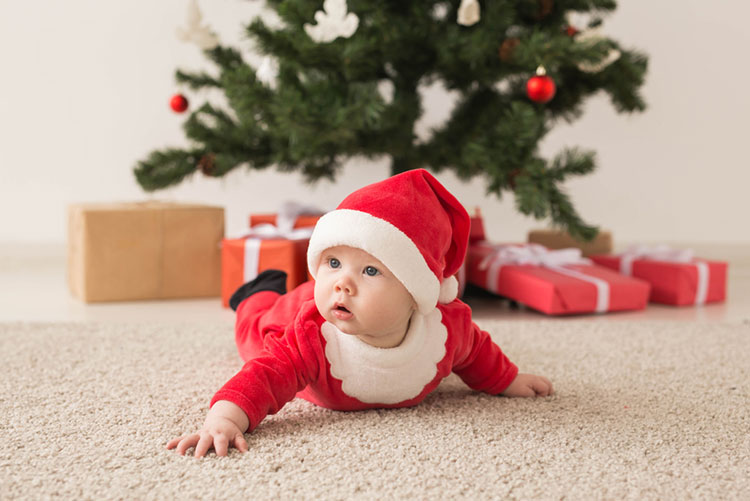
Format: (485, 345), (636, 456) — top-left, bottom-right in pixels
(233, 434), (248, 453)
(533, 377), (552, 397)
(176, 435), (199, 456)
(214, 434), (229, 457)
(194, 433), (213, 458)
(544, 377), (554, 395)
(166, 436), (183, 450)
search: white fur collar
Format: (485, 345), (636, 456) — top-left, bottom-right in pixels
(320, 309), (448, 404)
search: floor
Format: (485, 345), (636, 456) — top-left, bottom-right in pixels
(1, 242), (748, 324)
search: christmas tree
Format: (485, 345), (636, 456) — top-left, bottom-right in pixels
(135, 0), (647, 240)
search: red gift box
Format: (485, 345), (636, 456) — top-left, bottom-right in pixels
(590, 247), (727, 306)
(249, 213), (322, 230)
(466, 243), (651, 315)
(468, 207), (486, 243)
(221, 214), (320, 308)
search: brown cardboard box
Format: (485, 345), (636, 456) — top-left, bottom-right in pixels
(68, 202), (224, 302)
(528, 229), (613, 257)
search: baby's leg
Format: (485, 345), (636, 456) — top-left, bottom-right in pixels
(234, 290), (283, 361)
(231, 270), (288, 362)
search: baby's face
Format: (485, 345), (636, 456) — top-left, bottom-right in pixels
(313, 246), (416, 348)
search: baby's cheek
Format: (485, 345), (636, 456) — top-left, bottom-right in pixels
(312, 281), (326, 309)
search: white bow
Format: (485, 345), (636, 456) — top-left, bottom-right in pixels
(619, 244), (694, 276)
(239, 224), (315, 241)
(232, 202), (324, 284)
(478, 243), (591, 270)
(229, 201), (324, 241)
(478, 243), (609, 313)
(619, 244), (708, 305)
(621, 244), (694, 263)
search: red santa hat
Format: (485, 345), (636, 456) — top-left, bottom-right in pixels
(307, 169), (470, 314)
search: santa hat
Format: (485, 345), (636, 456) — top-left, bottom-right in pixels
(307, 169), (470, 314)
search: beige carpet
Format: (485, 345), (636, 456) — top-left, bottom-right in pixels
(2, 320), (749, 500)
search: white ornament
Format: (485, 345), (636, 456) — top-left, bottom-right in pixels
(256, 56), (279, 89)
(577, 47), (621, 73)
(176, 0), (219, 50)
(377, 79), (394, 104)
(570, 22), (621, 73)
(304, 0), (359, 43)
(432, 3), (449, 21)
(457, 0), (480, 26)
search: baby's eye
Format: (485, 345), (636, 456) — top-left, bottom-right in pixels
(364, 266), (380, 277)
(328, 258), (341, 269)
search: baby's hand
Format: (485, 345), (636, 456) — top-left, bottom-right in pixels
(501, 373), (554, 398)
(166, 400), (250, 458)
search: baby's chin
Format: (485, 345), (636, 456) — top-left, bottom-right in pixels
(323, 314), (361, 335)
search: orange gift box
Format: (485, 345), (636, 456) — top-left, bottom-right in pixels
(221, 237), (311, 308)
(221, 213), (321, 308)
(466, 243), (650, 315)
(590, 251), (727, 306)
(249, 213), (322, 229)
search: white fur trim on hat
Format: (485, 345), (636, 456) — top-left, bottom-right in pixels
(438, 275), (458, 304)
(308, 209), (440, 314)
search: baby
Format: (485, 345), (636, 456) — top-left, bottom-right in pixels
(167, 169), (553, 458)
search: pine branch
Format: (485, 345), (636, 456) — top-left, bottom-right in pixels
(175, 70), (221, 90)
(513, 159), (599, 241)
(133, 149), (201, 192)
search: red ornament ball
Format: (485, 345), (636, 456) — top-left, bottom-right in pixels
(565, 25), (579, 37)
(170, 94), (189, 113)
(526, 73), (556, 103)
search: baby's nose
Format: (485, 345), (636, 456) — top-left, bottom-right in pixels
(334, 276), (355, 295)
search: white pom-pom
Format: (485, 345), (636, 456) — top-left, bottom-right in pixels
(438, 276), (458, 304)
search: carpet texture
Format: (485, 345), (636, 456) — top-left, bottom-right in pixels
(2, 320), (749, 500)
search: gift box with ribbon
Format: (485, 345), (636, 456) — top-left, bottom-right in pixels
(221, 207), (322, 308)
(248, 202), (324, 231)
(466, 243), (651, 315)
(590, 245), (727, 306)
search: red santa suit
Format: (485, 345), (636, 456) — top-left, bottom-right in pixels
(212, 282), (518, 431)
(211, 169), (519, 432)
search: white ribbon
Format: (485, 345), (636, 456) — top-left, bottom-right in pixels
(240, 225), (315, 283)
(232, 202), (324, 283)
(619, 244), (708, 305)
(478, 243), (610, 313)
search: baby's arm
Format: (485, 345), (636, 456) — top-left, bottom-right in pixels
(449, 303), (553, 398)
(167, 400), (250, 458)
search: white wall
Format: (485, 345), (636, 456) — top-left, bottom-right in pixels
(1, 0), (748, 245)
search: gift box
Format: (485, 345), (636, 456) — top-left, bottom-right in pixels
(590, 246), (727, 306)
(221, 213), (321, 308)
(249, 213), (322, 230)
(468, 207), (486, 243)
(466, 243), (650, 315)
(68, 202), (224, 302)
(528, 229), (613, 256)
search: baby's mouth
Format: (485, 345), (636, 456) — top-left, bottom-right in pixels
(332, 302), (353, 321)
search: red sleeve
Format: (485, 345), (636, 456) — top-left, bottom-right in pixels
(447, 302), (519, 395)
(211, 305), (322, 432)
